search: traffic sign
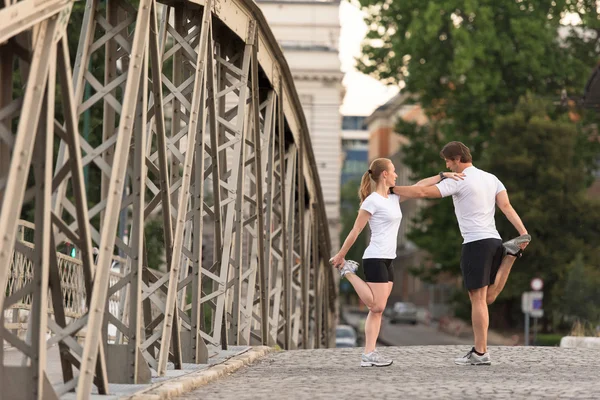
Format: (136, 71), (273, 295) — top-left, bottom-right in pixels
(521, 291), (543, 318)
(531, 277), (543, 291)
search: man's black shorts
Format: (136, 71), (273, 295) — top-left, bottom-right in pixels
(363, 258), (394, 283)
(460, 238), (504, 290)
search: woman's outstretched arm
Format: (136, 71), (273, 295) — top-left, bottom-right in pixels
(413, 172), (464, 187)
(330, 210), (371, 268)
(394, 172), (464, 200)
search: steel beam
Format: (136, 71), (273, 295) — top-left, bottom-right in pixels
(77, 0), (152, 394)
(156, 0), (213, 375)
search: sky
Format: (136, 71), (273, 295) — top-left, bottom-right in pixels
(338, 1), (399, 117)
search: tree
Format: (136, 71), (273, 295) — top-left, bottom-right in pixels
(484, 94), (600, 327)
(559, 253), (600, 328)
(356, 0), (598, 117)
(355, 0), (600, 186)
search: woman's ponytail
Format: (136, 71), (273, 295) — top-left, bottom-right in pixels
(358, 171), (373, 204)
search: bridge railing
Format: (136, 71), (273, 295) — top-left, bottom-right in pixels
(5, 221), (126, 340)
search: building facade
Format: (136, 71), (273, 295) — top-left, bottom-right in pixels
(341, 115), (369, 187)
(257, 0), (344, 250)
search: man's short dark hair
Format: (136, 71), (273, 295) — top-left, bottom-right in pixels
(440, 141), (472, 163)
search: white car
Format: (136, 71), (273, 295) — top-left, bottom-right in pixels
(335, 324), (358, 348)
(389, 302), (418, 325)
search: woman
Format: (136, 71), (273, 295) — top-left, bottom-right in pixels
(330, 158), (463, 367)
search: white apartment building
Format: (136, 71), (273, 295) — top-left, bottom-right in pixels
(257, 0), (344, 250)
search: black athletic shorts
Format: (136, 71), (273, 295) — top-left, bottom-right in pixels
(362, 258), (394, 283)
(460, 238), (504, 290)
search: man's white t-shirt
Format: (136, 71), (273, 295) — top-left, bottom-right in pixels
(360, 192), (402, 259)
(435, 166), (506, 244)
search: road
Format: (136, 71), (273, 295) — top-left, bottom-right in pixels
(175, 346), (599, 400)
(378, 319), (473, 346)
(342, 308), (473, 347)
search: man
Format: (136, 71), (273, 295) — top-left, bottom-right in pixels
(392, 141), (530, 365)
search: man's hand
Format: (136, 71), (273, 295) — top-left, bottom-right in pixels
(443, 172), (466, 181)
(519, 231), (530, 250)
(329, 253), (345, 270)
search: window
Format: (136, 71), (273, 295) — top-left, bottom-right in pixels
(342, 116), (367, 130)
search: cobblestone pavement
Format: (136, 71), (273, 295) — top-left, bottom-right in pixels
(176, 346), (599, 399)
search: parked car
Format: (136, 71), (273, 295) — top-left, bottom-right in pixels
(389, 302), (418, 325)
(335, 324), (358, 348)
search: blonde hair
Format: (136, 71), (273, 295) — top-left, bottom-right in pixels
(359, 158), (392, 203)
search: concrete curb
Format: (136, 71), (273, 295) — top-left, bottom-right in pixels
(560, 336), (600, 348)
(120, 346), (275, 399)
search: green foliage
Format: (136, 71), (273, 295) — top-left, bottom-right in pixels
(558, 253), (600, 326)
(339, 179), (369, 264)
(355, 0), (600, 181)
(485, 96), (600, 319)
(356, 0), (597, 109)
(145, 216), (166, 271)
(535, 333), (563, 346)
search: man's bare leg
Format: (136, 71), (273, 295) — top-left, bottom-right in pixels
(486, 255), (517, 304)
(469, 287), (489, 353)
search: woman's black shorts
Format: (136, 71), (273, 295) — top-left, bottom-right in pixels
(362, 258), (394, 283)
(460, 238), (504, 290)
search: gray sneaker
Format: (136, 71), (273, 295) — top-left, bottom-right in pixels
(454, 347), (491, 366)
(338, 260), (359, 278)
(361, 350), (393, 367)
(503, 234), (531, 257)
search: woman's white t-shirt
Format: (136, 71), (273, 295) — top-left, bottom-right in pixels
(359, 192), (402, 259)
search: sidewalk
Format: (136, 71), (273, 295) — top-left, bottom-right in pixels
(4, 344), (274, 399)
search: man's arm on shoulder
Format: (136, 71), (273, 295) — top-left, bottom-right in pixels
(496, 190), (527, 235)
(392, 172), (464, 200)
(391, 185), (442, 199)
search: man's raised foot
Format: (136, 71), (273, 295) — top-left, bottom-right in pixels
(503, 234), (531, 257)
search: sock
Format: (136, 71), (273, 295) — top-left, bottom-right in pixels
(472, 347), (485, 356)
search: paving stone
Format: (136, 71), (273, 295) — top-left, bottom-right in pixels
(175, 346), (600, 400)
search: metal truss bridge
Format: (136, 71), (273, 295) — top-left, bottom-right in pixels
(0, 0), (336, 397)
